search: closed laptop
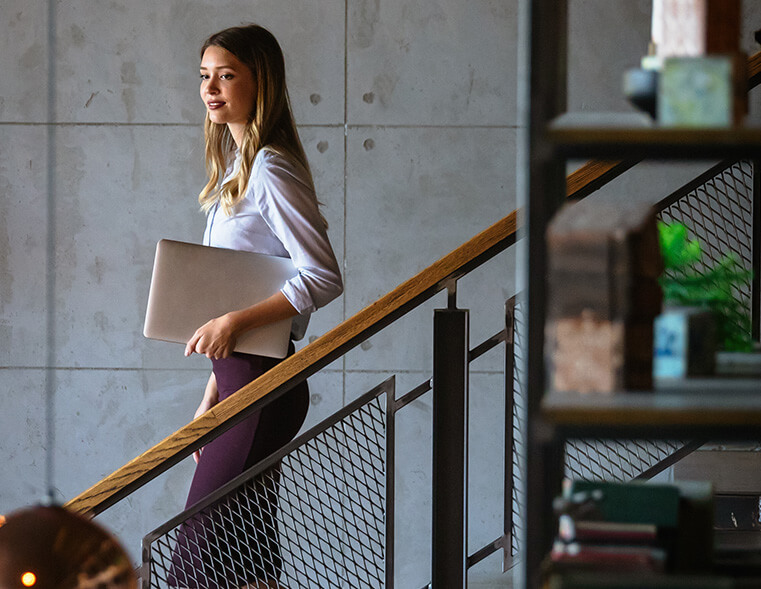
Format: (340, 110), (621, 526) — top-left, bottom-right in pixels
(144, 239), (298, 358)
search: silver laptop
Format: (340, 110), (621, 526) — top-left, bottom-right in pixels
(143, 239), (298, 358)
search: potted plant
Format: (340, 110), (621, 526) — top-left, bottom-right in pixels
(655, 221), (756, 378)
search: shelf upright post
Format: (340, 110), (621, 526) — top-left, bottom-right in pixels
(521, 0), (569, 587)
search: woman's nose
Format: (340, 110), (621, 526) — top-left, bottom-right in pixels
(206, 79), (219, 94)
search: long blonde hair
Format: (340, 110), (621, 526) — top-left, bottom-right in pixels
(198, 25), (314, 217)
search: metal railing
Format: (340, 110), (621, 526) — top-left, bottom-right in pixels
(143, 154), (759, 588)
(143, 380), (391, 588)
(139, 153), (758, 587)
(142, 293), (512, 588)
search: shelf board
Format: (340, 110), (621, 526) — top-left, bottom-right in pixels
(542, 378), (761, 432)
(547, 126), (761, 159)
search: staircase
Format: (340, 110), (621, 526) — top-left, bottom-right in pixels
(63, 51), (761, 588)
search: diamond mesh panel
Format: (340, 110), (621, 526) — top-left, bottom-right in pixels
(564, 438), (685, 482)
(659, 161), (754, 282)
(144, 393), (387, 589)
(510, 299), (526, 559)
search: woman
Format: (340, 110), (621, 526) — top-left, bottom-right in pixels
(170, 24), (343, 588)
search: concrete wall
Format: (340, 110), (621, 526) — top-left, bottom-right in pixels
(1, 1), (759, 587)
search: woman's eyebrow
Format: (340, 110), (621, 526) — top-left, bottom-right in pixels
(199, 64), (237, 71)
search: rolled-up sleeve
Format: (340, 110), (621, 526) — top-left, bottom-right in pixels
(253, 152), (343, 314)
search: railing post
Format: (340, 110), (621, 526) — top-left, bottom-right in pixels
(432, 297), (469, 588)
(385, 379), (397, 589)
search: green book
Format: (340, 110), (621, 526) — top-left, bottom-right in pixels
(567, 481), (681, 528)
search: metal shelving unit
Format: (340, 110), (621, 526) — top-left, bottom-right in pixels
(522, 1), (761, 587)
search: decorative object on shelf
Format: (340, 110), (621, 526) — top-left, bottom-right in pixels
(626, 1), (746, 125)
(0, 505), (137, 588)
(652, 0), (741, 59)
(657, 221), (753, 353)
(653, 305), (717, 378)
(546, 199), (662, 393)
(659, 56), (736, 127)
(650, 0), (746, 127)
(624, 36), (661, 119)
(623, 65), (659, 119)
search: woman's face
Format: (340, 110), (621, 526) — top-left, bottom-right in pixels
(200, 45), (256, 143)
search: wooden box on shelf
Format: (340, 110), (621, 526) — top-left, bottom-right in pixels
(546, 198), (662, 394)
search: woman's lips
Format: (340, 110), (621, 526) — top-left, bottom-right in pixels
(207, 101), (226, 110)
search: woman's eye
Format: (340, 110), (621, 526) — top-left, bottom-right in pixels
(200, 74), (209, 80)
(221, 74), (234, 80)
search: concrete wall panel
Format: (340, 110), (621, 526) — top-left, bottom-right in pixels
(52, 368), (204, 491)
(0, 126), (48, 366)
(344, 126), (514, 372)
(342, 371), (434, 588)
(568, 0), (652, 113)
(50, 125), (205, 368)
(0, 3), (48, 123)
(343, 368), (506, 588)
(468, 372), (507, 548)
(468, 371), (509, 586)
(292, 126), (347, 349)
(297, 369), (345, 433)
(53, 1), (344, 125)
(743, 4), (761, 54)
(0, 370), (47, 512)
(348, 0), (517, 126)
(459, 251), (517, 373)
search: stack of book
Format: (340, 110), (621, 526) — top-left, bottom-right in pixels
(552, 517), (666, 573)
(548, 480), (714, 581)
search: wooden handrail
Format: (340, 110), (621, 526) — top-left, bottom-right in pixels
(65, 48), (761, 517)
(66, 212), (518, 515)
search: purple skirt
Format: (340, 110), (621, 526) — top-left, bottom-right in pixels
(169, 345), (309, 587)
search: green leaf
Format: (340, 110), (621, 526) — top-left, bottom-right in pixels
(657, 221), (754, 351)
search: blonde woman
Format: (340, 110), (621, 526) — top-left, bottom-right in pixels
(170, 24), (342, 588)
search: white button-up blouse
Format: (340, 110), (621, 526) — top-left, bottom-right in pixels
(202, 148), (343, 340)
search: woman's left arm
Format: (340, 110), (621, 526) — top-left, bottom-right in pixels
(185, 290), (298, 359)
